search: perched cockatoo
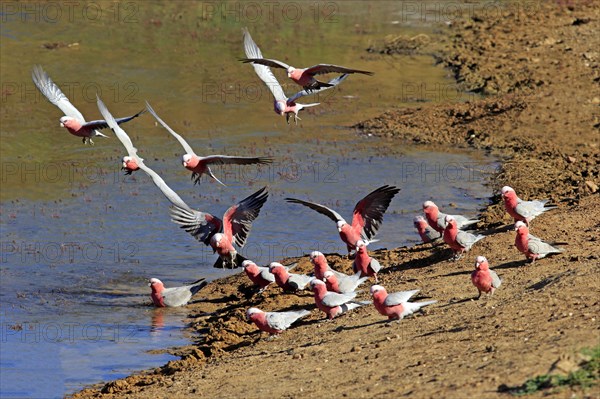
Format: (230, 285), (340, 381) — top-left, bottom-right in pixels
(148, 278), (207, 307)
(471, 256), (501, 299)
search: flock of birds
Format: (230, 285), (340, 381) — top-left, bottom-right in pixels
(31, 29), (564, 336)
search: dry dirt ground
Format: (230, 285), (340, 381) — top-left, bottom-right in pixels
(72, 2), (599, 398)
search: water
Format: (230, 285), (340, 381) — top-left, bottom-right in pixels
(0, 2), (495, 397)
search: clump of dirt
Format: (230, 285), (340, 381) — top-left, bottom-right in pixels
(71, 2), (599, 399)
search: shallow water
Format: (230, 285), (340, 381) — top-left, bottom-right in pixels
(1, 2), (495, 397)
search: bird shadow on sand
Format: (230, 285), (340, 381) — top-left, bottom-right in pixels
(332, 319), (389, 332)
(416, 325), (469, 338)
(436, 297), (475, 308)
(493, 259), (529, 270)
(381, 249), (452, 274)
(478, 223), (514, 235)
(439, 269), (473, 278)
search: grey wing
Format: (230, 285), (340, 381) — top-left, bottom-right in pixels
(146, 101), (195, 155)
(259, 267), (276, 283)
(161, 286), (193, 307)
(351, 185), (401, 241)
(515, 200), (546, 218)
(96, 96), (138, 158)
(169, 205), (221, 246)
(284, 198), (346, 224)
(304, 64), (374, 76)
(288, 273), (313, 290)
(452, 214), (479, 229)
(528, 239), (562, 256)
(136, 162), (191, 211)
(82, 109), (146, 131)
(456, 231), (484, 249)
(425, 227), (441, 241)
(224, 187), (269, 248)
(322, 291), (357, 307)
(383, 289), (419, 307)
(200, 155), (273, 166)
(32, 65), (85, 122)
(338, 272), (368, 293)
(288, 74), (349, 103)
(242, 28), (287, 102)
(369, 257), (382, 273)
(489, 270), (502, 289)
(266, 310), (310, 331)
(240, 57), (291, 70)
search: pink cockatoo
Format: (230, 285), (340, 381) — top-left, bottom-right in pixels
(148, 278), (207, 307)
(501, 186), (556, 226)
(422, 201), (479, 234)
(242, 28), (348, 124)
(269, 262), (313, 292)
(242, 260), (275, 292)
(246, 307), (311, 335)
(514, 221), (563, 262)
(33, 66), (144, 144)
(97, 96), (143, 175)
(240, 49), (373, 92)
(370, 285), (436, 321)
(97, 100), (268, 269)
(286, 185), (400, 254)
(323, 270), (369, 294)
(353, 240), (381, 282)
(309, 251), (347, 280)
(310, 279), (369, 320)
(413, 215), (441, 243)
(471, 256), (501, 299)
(145, 102), (272, 185)
(443, 215), (485, 259)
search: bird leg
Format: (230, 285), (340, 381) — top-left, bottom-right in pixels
(294, 114), (301, 125)
(286, 113), (291, 125)
(476, 290), (482, 300)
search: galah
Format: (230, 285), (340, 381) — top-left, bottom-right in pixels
(242, 28), (348, 124)
(501, 186), (556, 226)
(269, 262), (313, 292)
(309, 251), (347, 280)
(96, 99), (268, 269)
(240, 53), (373, 91)
(246, 307), (311, 335)
(310, 279), (369, 320)
(145, 102), (272, 185)
(443, 215), (484, 258)
(181, 186), (269, 269)
(353, 240), (381, 282)
(514, 221), (563, 262)
(33, 65), (144, 144)
(471, 256), (501, 299)
(323, 270), (369, 294)
(422, 201), (479, 234)
(286, 185), (400, 254)
(242, 260), (275, 292)
(148, 277), (207, 307)
(370, 285), (436, 321)
(413, 215), (441, 243)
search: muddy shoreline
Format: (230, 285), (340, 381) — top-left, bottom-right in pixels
(71, 2), (599, 398)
